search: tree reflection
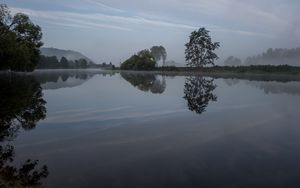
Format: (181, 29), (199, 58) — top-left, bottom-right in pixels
(121, 73), (166, 94)
(33, 70), (100, 84)
(0, 74), (48, 187)
(33, 70), (116, 90)
(184, 76), (217, 114)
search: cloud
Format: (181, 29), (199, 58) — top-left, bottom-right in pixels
(10, 6), (271, 38)
(85, 0), (124, 13)
(10, 7), (132, 31)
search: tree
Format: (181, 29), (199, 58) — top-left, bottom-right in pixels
(0, 74), (48, 187)
(36, 55), (60, 69)
(60, 57), (69, 69)
(183, 76), (217, 114)
(120, 49), (156, 70)
(185, 28), (220, 67)
(150, 46), (167, 66)
(75, 58), (88, 69)
(0, 74), (47, 129)
(0, 4), (43, 71)
(121, 73), (166, 94)
(224, 56), (242, 66)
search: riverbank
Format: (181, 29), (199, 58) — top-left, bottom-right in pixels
(118, 65), (300, 74)
(109, 65), (298, 81)
(3, 65), (300, 82)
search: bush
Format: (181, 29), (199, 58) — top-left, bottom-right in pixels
(120, 49), (156, 70)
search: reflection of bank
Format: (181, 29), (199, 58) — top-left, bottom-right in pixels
(245, 80), (300, 96)
(121, 73), (166, 94)
(31, 70), (117, 90)
(184, 76), (217, 114)
(0, 73), (48, 187)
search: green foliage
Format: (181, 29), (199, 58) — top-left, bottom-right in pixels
(185, 27), (220, 67)
(147, 65), (300, 75)
(150, 46), (167, 66)
(121, 49), (156, 70)
(0, 4), (43, 72)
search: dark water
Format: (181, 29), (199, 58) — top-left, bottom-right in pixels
(1, 70), (300, 188)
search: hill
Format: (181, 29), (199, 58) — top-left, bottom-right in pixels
(41, 47), (94, 63)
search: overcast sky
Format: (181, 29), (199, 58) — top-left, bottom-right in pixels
(4, 0), (300, 64)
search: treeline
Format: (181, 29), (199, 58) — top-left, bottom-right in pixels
(36, 55), (91, 69)
(206, 65), (300, 74)
(245, 48), (300, 65)
(152, 65), (300, 75)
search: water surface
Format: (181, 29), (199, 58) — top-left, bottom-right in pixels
(1, 70), (300, 188)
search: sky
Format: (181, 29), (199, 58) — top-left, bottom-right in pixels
(3, 0), (300, 65)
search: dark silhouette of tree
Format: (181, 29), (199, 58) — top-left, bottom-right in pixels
(121, 49), (156, 70)
(0, 73), (49, 187)
(36, 55), (59, 69)
(0, 4), (43, 71)
(80, 59), (88, 69)
(0, 74), (46, 130)
(32, 70), (110, 90)
(60, 57), (69, 69)
(121, 73), (166, 94)
(183, 76), (217, 114)
(224, 56), (242, 66)
(185, 28), (220, 67)
(37, 56), (90, 69)
(150, 46), (167, 66)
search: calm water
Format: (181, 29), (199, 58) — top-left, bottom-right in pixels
(1, 70), (300, 188)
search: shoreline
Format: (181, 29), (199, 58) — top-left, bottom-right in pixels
(2, 65), (300, 82)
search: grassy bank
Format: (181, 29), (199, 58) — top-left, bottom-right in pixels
(151, 65), (300, 75)
(115, 65), (300, 82)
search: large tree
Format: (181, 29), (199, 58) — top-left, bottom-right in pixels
(183, 76), (217, 114)
(150, 46), (167, 66)
(185, 28), (220, 67)
(0, 4), (43, 71)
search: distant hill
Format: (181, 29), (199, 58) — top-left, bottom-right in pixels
(41, 47), (94, 63)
